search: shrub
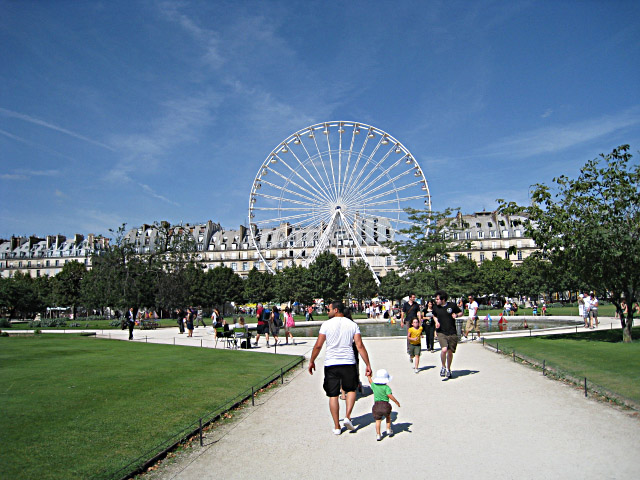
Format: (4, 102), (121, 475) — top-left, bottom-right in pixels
(109, 320), (121, 327)
(0, 331), (9, 337)
(0, 318), (11, 328)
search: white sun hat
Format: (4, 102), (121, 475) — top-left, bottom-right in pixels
(372, 369), (392, 384)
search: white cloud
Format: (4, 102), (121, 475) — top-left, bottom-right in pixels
(482, 107), (640, 158)
(139, 183), (180, 206)
(1, 173), (27, 180)
(0, 107), (115, 151)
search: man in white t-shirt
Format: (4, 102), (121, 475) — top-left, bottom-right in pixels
(309, 300), (372, 435)
(463, 294), (480, 340)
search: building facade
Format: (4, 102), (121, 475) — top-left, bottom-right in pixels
(0, 211), (537, 279)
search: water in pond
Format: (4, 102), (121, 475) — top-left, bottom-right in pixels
(291, 319), (582, 337)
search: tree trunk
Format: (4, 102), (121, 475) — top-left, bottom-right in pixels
(622, 312), (633, 343)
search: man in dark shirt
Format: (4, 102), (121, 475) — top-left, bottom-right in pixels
(433, 290), (462, 379)
(401, 294), (420, 328)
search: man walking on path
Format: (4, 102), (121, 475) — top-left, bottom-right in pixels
(433, 290), (462, 379)
(463, 294), (479, 341)
(308, 300), (372, 435)
(400, 294), (420, 328)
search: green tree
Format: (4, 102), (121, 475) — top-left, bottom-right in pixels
(477, 257), (515, 298)
(513, 255), (549, 299)
(0, 272), (46, 319)
(274, 265), (314, 306)
(499, 145), (640, 342)
(308, 251), (347, 302)
(243, 268), (275, 303)
(53, 261), (87, 319)
(388, 208), (469, 293)
(347, 260), (378, 308)
(378, 270), (409, 306)
(440, 255), (480, 298)
(203, 266), (245, 312)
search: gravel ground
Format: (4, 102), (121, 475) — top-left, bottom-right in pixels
(139, 324), (640, 480)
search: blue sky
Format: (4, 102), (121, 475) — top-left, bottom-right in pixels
(1, 0), (639, 239)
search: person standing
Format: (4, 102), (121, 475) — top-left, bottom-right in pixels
(589, 292), (599, 328)
(268, 306), (281, 348)
(127, 307), (135, 340)
(463, 294), (480, 341)
(176, 307), (185, 334)
(422, 300), (436, 352)
(284, 307), (295, 345)
(254, 304), (270, 347)
(433, 290), (462, 379)
(583, 292), (592, 328)
(308, 301), (372, 435)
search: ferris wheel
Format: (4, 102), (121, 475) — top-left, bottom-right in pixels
(248, 121), (431, 280)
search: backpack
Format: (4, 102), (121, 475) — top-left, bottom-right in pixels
(274, 311), (283, 327)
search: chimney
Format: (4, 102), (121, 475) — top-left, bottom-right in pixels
(74, 234), (84, 244)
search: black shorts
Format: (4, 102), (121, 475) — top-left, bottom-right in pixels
(323, 364), (358, 397)
(257, 323), (267, 334)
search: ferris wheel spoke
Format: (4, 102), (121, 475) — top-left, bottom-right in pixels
(351, 210), (415, 227)
(265, 167), (329, 205)
(253, 193), (319, 208)
(364, 194), (429, 208)
(343, 134), (387, 194)
(253, 210), (327, 225)
(360, 182), (426, 204)
(344, 130), (375, 195)
(295, 134), (334, 197)
(324, 126), (340, 202)
(356, 172), (420, 202)
(277, 150), (334, 204)
(340, 127), (358, 199)
(348, 158), (414, 202)
(341, 164), (412, 207)
(273, 155), (332, 204)
(310, 133), (336, 202)
(348, 145), (395, 196)
(257, 179), (325, 205)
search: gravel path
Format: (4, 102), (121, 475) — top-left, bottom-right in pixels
(143, 327), (640, 480)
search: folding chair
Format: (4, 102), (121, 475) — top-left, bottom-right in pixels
(214, 327), (228, 348)
(232, 326), (249, 349)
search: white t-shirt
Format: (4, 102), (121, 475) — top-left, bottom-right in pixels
(319, 316), (360, 367)
(468, 301), (479, 318)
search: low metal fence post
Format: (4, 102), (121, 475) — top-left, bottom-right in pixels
(199, 418), (203, 446)
(543, 359), (546, 376)
(281, 368), (284, 384)
(252, 387), (255, 406)
(513, 350), (516, 362)
(584, 378), (587, 397)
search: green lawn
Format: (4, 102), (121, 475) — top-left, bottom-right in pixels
(484, 326), (640, 405)
(0, 335), (301, 480)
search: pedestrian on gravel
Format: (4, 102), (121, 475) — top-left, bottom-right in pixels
(433, 290), (462, 379)
(308, 301), (372, 436)
(407, 318), (423, 373)
(366, 369), (400, 441)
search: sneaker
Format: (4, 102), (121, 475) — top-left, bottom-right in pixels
(343, 418), (355, 431)
(333, 428), (342, 436)
(414, 368), (418, 374)
(376, 434), (382, 441)
(253, 342), (258, 346)
(266, 343), (270, 348)
(409, 356), (413, 363)
(445, 369), (452, 379)
(440, 367), (446, 377)
(387, 426), (394, 436)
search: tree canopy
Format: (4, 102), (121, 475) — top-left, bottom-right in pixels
(499, 145), (640, 342)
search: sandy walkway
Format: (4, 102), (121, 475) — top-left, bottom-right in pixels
(143, 330), (639, 480)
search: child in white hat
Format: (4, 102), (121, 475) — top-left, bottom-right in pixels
(367, 369), (401, 441)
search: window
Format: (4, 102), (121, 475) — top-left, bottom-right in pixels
(242, 252), (248, 259)
(491, 242), (497, 249)
(492, 252), (497, 259)
(515, 230), (522, 238)
(337, 248), (342, 255)
(478, 231), (484, 239)
(277, 261), (283, 270)
(490, 230), (497, 238)
(466, 232), (472, 239)
(452, 232), (459, 240)
(479, 253), (485, 262)
(242, 262), (249, 271)
(476, 222), (481, 228)
(231, 262), (237, 271)
(467, 253), (472, 260)
(502, 230), (509, 238)
(386, 256), (392, 266)
(517, 251), (523, 261)
(505, 251), (510, 259)
(517, 241), (522, 248)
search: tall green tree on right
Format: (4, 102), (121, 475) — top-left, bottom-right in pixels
(499, 145), (639, 342)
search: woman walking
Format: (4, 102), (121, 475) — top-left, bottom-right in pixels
(284, 307), (295, 345)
